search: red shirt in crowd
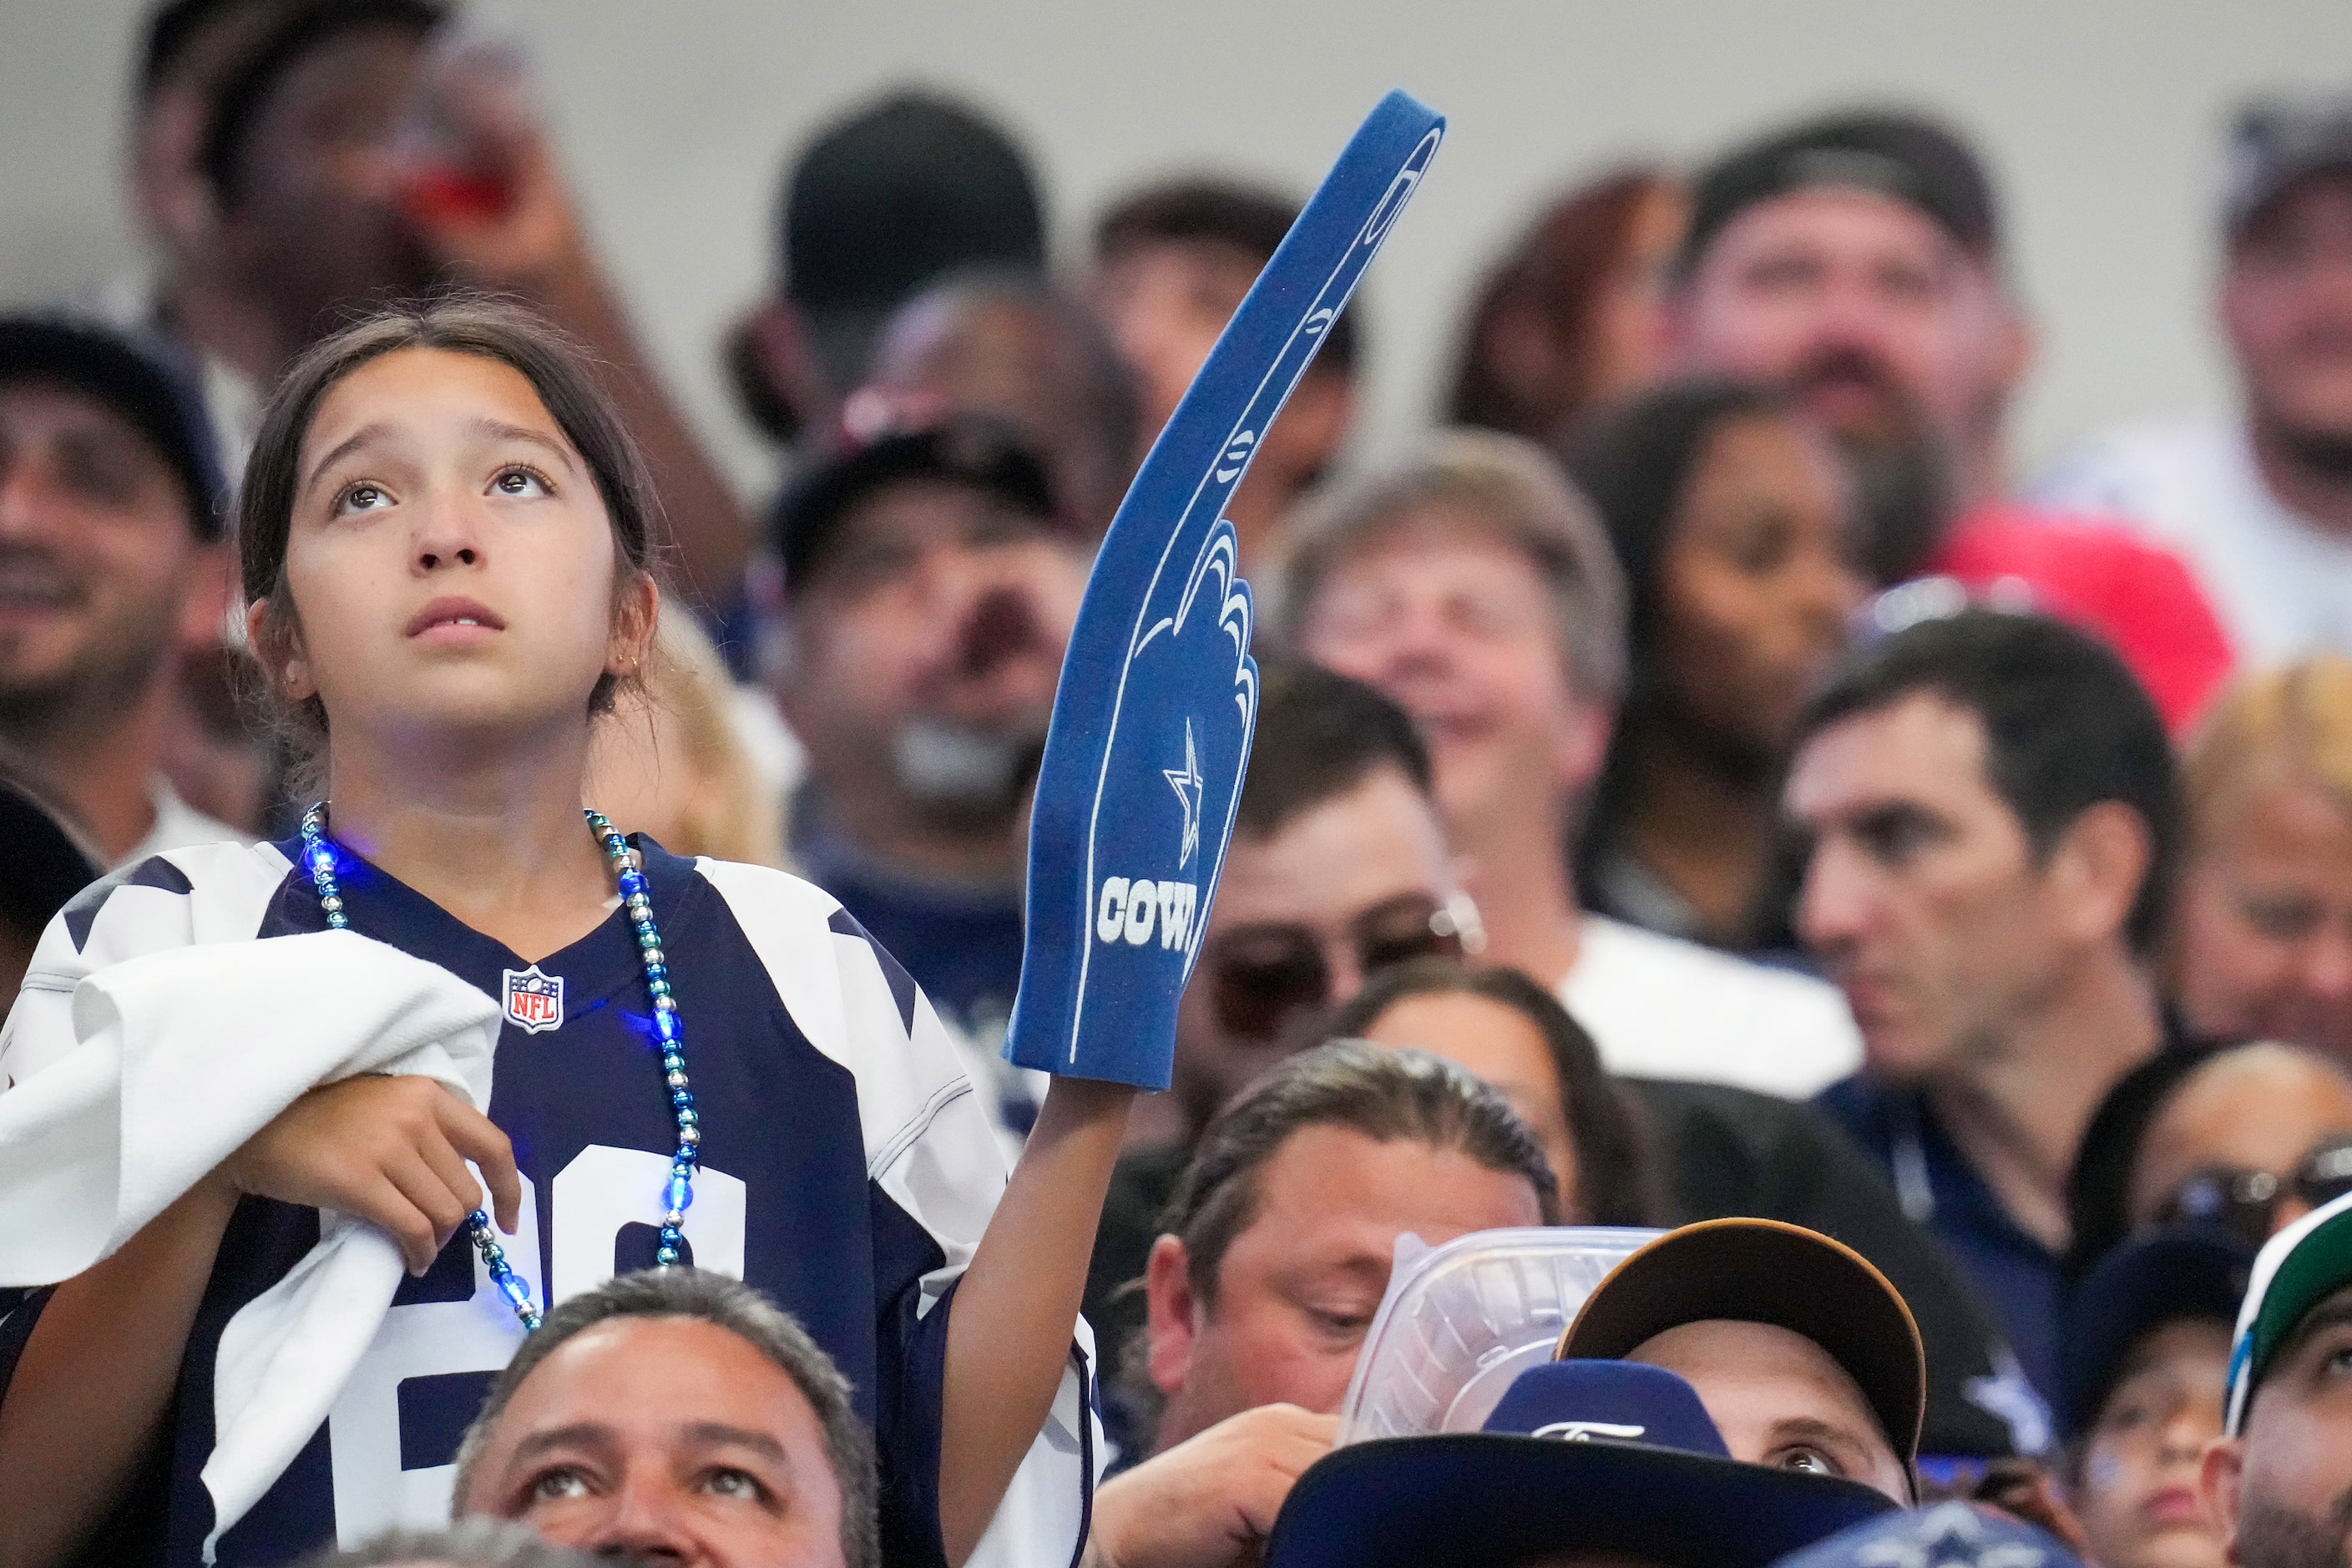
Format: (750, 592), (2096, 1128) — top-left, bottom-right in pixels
(1930, 501), (2235, 734)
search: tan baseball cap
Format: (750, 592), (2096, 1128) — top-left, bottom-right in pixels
(1555, 1216), (1927, 1469)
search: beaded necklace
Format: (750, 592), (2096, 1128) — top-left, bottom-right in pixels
(298, 803), (700, 1332)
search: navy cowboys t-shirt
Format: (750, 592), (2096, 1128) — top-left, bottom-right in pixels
(0, 837), (1083, 1568)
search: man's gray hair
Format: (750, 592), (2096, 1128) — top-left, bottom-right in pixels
(451, 1268), (879, 1568)
(293, 1518), (595, 1567)
(1277, 427), (1629, 704)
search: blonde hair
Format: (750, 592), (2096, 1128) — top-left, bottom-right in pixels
(2186, 656), (2352, 829)
(587, 609), (788, 868)
(1274, 427), (1628, 702)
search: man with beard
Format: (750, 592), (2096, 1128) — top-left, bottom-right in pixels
(120, 0), (751, 610)
(766, 418), (1085, 1069)
(2041, 96), (2352, 667)
(1670, 109), (2232, 732)
(2204, 1189), (2352, 1568)
(0, 316), (240, 866)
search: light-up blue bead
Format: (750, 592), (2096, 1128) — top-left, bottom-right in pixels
(665, 1173), (692, 1212)
(498, 1275), (531, 1310)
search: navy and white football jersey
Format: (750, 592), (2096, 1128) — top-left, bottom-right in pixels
(0, 837), (1092, 1568)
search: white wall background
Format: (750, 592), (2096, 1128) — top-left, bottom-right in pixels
(7, 0), (2352, 500)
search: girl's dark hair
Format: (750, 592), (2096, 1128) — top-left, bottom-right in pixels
(1445, 168), (1673, 443)
(237, 295), (659, 777)
(1323, 959), (1662, 1227)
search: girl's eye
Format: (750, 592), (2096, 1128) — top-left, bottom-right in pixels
(492, 465), (552, 498)
(526, 1467), (593, 1502)
(336, 482), (390, 514)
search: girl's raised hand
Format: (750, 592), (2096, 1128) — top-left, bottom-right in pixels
(220, 1075), (523, 1275)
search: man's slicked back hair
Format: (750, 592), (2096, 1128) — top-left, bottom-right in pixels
(1163, 1039), (1560, 1313)
(294, 1520), (596, 1568)
(1237, 658), (1432, 840)
(450, 1268), (878, 1568)
(1793, 608), (2183, 955)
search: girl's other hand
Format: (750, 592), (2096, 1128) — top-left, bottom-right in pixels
(220, 1075), (522, 1274)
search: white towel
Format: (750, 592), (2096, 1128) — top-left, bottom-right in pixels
(0, 928), (501, 1559)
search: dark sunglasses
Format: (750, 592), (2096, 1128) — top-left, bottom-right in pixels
(2155, 1134), (2352, 1249)
(1204, 891), (1479, 1043)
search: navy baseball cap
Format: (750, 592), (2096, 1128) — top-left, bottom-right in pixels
(1773, 1502), (2084, 1568)
(1263, 1361), (1897, 1568)
(770, 417), (1060, 593)
(0, 315), (226, 537)
(2059, 1224), (2254, 1443)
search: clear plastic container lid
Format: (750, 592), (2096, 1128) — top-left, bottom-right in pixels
(1335, 1226), (1662, 1446)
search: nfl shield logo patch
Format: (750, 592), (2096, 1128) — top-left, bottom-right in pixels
(502, 964), (565, 1034)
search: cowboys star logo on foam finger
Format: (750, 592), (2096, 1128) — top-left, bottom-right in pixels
(1004, 89), (1444, 1090)
(501, 964), (564, 1034)
(1165, 718), (1205, 872)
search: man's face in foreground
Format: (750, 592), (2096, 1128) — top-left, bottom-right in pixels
(459, 1315), (851, 1568)
(2208, 1286), (2352, 1568)
(1144, 1122), (1545, 1449)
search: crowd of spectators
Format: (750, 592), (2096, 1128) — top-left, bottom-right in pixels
(16, 3), (2352, 1566)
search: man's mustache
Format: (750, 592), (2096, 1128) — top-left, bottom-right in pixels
(1786, 346), (1911, 413)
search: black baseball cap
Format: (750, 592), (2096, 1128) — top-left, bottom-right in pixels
(2058, 1223), (2254, 1443)
(2228, 94), (2352, 238)
(780, 90), (1045, 395)
(0, 315), (226, 537)
(1682, 108), (2000, 275)
(1265, 1360), (1897, 1568)
(770, 417), (1059, 593)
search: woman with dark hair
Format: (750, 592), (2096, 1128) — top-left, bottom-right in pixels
(1323, 959), (1659, 1226)
(0, 298), (1107, 1568)
(2066, 1039), (2352, 1282)
(1446, 169), (1686, 448)
(1567, 378), (1866, 951)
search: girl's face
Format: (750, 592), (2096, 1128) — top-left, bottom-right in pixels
(1651, 412), (1864, 761)
(264, 347), (652, 760)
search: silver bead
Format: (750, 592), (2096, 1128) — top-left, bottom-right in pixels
(640, 947), (665, 969)
(666, 1070), (689, 1089)
(662, 1208), (685, 1229)
(679, 1125), (701, 1146)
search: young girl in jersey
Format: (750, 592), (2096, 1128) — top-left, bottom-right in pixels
(0, 298), (1130, 1568)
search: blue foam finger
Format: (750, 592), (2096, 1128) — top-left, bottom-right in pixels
(1005, 90), (1444, 1087)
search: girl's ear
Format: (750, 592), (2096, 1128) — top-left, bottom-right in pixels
(608, 570), (661, 680)
(245, 599), (316, 701)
